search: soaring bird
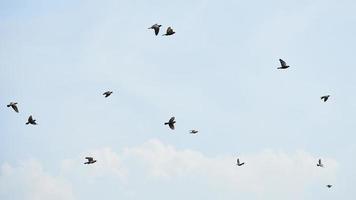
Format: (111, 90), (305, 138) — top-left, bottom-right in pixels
(148, 24), (162, 36)
(164, 117), (176, 130)
(84, 157), (97, 165)
(277, 59), (290, 69)
(103, 91), (113, 98)
(317, 159), (324, 167)
(163, 27), (175, 36)
(7, 102), (19, 113)
(326, 185), (332, 188)
(321, 95), (330, 102)
(26, 115), (37, 125)
(236, 158), (245, 166)
(190, 130), (198, 134)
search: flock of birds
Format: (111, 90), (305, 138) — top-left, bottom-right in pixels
(6, 23), (334, 190)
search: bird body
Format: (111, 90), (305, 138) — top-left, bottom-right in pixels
(277, 59), (290, 69)
(103, 91), (113, 98)
(317, 159), (324, 167)
(164, 117), (176, 130)
(236, 158), (245, 166)
(148, 23), (162, 36)
(26, 115), (37, 125)
(84, 157), (97, 164)
(163, 27), (175, 36)
(7, 102), (19, 113)
(327, 185), (332, 188)
(321, 95), (330, 102)
(190, 130), (198, 134)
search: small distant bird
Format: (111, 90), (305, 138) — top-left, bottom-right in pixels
(190, 130), (198, 134)
(164, 117), (176, 130)
(321, 95), (330, 102)
(317, 159), (324, 167)
(326, 185), (332, 188)
(163, 27), (175, 36)
(277, 59), (290, 69)
(103, 91), (113, 98)
(236, 158), (245, 166)
(7, 102), (19, 113)
(26, 115), (37, 125)
(84, 157), (97, 165)
(148, 24), (162, 36)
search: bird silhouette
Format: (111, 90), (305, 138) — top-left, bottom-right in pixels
(84, 157), (97, 164)
(7, 102), (19, 113)
(327, 185), (332, 188)
(163, 27), (175, 36)
(26, 115), (37, 125)
(103, 91), (113, 98)
(148, 24), (162, 36)
(321, 95), (330, 102)
(236, 158), (245, 166)
(317, 159), (324, 167)
(277, 59), (290, 69)
(164, 117), (176, 130)
(189, 130), (198, 134)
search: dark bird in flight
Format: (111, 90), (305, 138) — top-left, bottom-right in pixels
(317, 159), (324, 167)
(26, 115), (37, 125)
(84, 157), (97, 165)
(148, 24), (162, 36)
(190, 130), (198, 134)
(277, 59), (290, 69)
(327, 185), (332, 188)
(321, 95), (330, 102)
(236, 158), (245, 166)
(163, 27), (175, 36)
(7, 102), (19, 113)
(164, 117), (176, 130)
(103, 91), (113, 98)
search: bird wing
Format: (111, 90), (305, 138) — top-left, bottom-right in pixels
(154, 27), (159, 35)
(12, 105), (19, 113)
(169, 123), (175, 130)
(318, 159), (322, 164)
(279, 59), (287, 67)
(237, 158), (240, 165)
(169, 117), (175, 123)
(28, 115), (33, 121)
(85, 157), (93, 161)
(167, 27), (172, 33)
(103, 91), (109, 95)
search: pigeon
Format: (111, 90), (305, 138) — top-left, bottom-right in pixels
(7, 102), (19, 113)
(163, 27), (175, 36)
(327, 185), (332, 188)
(84, 157), (97, 165)
(277, 59), (290, 69)
(321, 95), (330, 102)
(236, 158), (245, 166)
(190, 130), (198, 134)
(103, 91), (113, 98)
(148, 24), (162, 36)
(26, 115), (37, 125)
(164, 117), (176, 130)
(317, 159), (324, 167)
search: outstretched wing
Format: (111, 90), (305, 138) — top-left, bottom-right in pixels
(28, 115), (33, 121)
(237, 158), (240, 165)
(318, 159), (322, 164)
(279, 59), (287, 67)
(85, 157), (93, 162)
(154, 27), (159, 35)
(169, 117), (175, 123)
(12, 105), (19, 113)
(169, 123), (175, 130)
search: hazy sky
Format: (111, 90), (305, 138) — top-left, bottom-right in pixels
(1, 0), (356, 199)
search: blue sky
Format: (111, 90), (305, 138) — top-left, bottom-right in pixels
(1, 0), (356, 199)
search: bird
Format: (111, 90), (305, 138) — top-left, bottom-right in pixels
(326, 185), (332, 188)
(277, 59), (290, 69)
(236, 158), (245, 166)
(164, 117), (176, 130)
(163, 27), (175, 36)
(103, 91), (113, 98)
(321, 95), (330, 102)
(189, 130), (198, 134)
(7, 102), (19, 113)
(317, 159), (324, 167)
(84, 157), (97, 165)
(148, 23), (162, 36)
(26, 115), (37, 125)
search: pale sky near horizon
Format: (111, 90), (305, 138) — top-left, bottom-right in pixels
(1, 0), (356, 199)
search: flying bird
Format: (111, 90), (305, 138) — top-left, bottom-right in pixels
(103, 91), (113, 98)
(327, 185), (332, 188)
(236, 158), (245, 166)
(148, 23), (162, 36)
(321, 95), (330, 102)
(277, 59), (290, 69)
(164, 117), (176, 130)
(84, 157), (97, 165)
(163, 27), (175, 36)
(317, 159), (324, 167)
(26, 115), (37, 125)
(190, 130), (198, 134)
(7, 102), (19, 113)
